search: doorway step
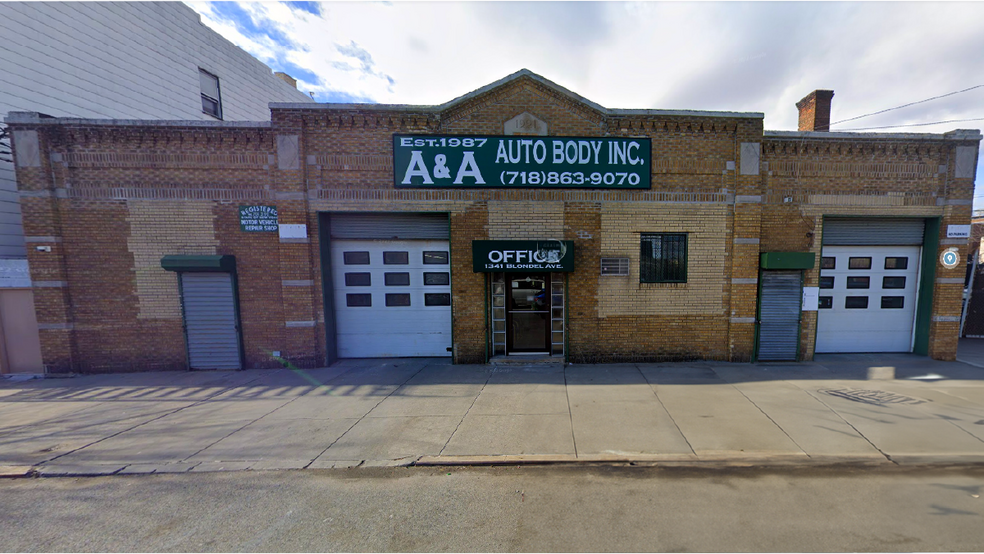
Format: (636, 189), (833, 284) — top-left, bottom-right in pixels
(489, 354), (565, 367)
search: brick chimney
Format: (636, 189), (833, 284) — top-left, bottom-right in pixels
(274, 72), (297, 89)
(796, 90), (834, 131)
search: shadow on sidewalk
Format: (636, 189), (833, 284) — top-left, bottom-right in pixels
(2, 341), (984, 405)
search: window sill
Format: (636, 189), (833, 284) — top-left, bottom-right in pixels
(639, 281), (688, 289)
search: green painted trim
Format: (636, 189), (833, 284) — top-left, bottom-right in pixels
(176, 271), (191, 370)
(796, 271), (804, 361)
(483, 272), (489, 364)
(913, 217), (941, 355)
(317, 213), (338, 366)
(446, 213), (455, 362)
(564, 273), (569, 364)
(753, 267), (763, 362)
(229, 271), (246, 370)
(161, 255), (235, 273)
(759, 252), (816, 270)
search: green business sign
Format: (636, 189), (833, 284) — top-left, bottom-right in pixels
(239, 205), (278, 232)
(472, 240), (575, 272)
(394, 135), (651, 189)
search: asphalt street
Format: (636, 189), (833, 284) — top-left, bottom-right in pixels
(1, 465), (983, 552)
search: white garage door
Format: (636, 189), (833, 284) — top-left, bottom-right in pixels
(330, 239), (452, 358)
(816, 245), (921, 353)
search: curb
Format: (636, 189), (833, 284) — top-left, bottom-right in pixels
(412, 454), (897, 468)
(9, 454), (984, 478)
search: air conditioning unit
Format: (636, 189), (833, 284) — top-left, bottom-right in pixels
(600, 257), (630, 276)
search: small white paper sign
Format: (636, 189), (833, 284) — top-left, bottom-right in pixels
(947, 224), (971, 239)
(802, 287), (819, 311)
(278, 224), (308, 239)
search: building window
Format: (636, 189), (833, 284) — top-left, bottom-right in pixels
(640, 233), (687, 283)
(199, 69), (222, 119)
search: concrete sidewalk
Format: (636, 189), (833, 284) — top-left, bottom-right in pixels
(3, 345), (984, 476)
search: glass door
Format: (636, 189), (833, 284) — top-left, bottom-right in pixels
(506, 273), (551, 353)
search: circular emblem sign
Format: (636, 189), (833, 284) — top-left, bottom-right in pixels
(940, 247), (960, 269)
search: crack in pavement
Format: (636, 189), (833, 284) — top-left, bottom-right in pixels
(438, 365), (496, 456)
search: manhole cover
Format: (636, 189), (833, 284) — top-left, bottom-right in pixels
(819, 388), (928, 406)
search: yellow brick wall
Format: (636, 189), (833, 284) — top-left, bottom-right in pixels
(487, 200), (564, 239)
(126, 200), (218, 319)
(598, 204), (728, 317)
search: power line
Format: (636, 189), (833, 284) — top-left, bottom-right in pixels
(837, 117), (984, 132)
(830, 84), (984, 126)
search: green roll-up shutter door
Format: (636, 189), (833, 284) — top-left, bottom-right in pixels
(822, 218), (925, 246)
(758, 271), (802, 361)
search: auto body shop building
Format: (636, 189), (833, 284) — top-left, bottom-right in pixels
(7, 70), (981, 373)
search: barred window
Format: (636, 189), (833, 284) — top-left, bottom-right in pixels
(640, 233), (687, 283)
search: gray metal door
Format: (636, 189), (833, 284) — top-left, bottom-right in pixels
(180, 272), (241, 370)
(329, 213), (449, 240)
(822, 218), (925, 246)
(757, 271), (802, 361)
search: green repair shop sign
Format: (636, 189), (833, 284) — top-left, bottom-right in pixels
(394, 135), (651, 189)
(239, 205), (278, 232)
(472, 240), (575, 272)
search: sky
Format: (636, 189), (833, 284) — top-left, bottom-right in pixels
(186, 1), (984, 205)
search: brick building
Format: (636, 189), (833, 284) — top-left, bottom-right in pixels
(6, 70), (981, 373)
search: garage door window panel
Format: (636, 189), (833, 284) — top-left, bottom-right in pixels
(883, 276), (906, 289)
(820, 276), (834, 289)
(386, 293), (411, 307)
(881, 296), (905, 309)
(821, 257), (836, 269)
(423, 251), (449, 264)
(345, 273), (371, 286)
(425, 293), (451, 306)
(845, 296), (869, 309)
(424, 272), (450, 285)
(819, 296), (833, 309)
(384, 272), (410, 286)
(344, 252), (370, 265)
(383, 252), (409, 265)
(346, 294), (372, 307)
(846, 276), (870, 289)
(885, 257), (908, 270)
(848, 257), (872, 270)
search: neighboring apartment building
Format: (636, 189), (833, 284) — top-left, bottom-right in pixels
(7, 70), (981, 374)
(0, 2), (314, 374)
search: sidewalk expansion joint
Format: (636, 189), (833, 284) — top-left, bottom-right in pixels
(438, 364), (496, 456)
(635, 363), (696, 458)
(730, 380), (810, 458)
(799, 384), (899, 465)
(303, 361), (430, 469)
(563, 365), (579, 458)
